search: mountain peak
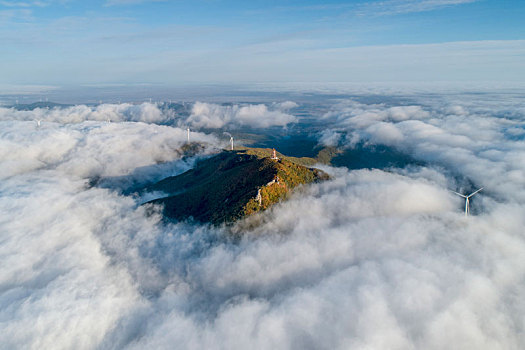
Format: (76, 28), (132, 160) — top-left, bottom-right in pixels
(145, 148), (329, 225)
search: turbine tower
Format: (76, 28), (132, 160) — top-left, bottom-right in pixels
(453, 188), (483, 216)
(230, 136), (234, 151)
(271, 148), (279, 160)
(187, 128), (190, 143)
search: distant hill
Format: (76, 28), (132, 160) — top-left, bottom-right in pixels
(144, 148), (329, 225)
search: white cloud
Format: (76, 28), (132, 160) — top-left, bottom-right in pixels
(0, 108), (218, 180)
(272, 101), (299, 110)
(365, 121), (405, 145)
(184, 102), (298, 129)
(318, 129), (342, 146)
(0, 102), (172, 124)
(323, 102), (430, 129)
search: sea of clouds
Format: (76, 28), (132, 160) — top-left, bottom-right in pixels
(1, 94), (524, 349)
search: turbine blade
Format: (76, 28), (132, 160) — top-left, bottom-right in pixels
(451, 191), (467, 198)
(467, 187), (484, 198)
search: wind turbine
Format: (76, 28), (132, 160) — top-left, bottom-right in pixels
(453, 188), (483, 216)
(187, 128), (190, 143)
(230, 136), (234, 150)
(35, 119), (42, 128)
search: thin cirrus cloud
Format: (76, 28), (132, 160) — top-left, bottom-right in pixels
(0, 1), (45, 6)
(104, 0), (167, 6)
(1, 91), (525, 349)
(0, 0), (67, 8)
(358, 0), (480, 16)
(247, 0), (478, 17)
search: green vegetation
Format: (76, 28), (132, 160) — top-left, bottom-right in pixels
(236, 146), (340, 167)
(315, 146), (343, 165)
(144, 147), (329, 225)
(180, 142), (207, 157)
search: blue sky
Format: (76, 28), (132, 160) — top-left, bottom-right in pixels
(1, 0), (525, 87)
